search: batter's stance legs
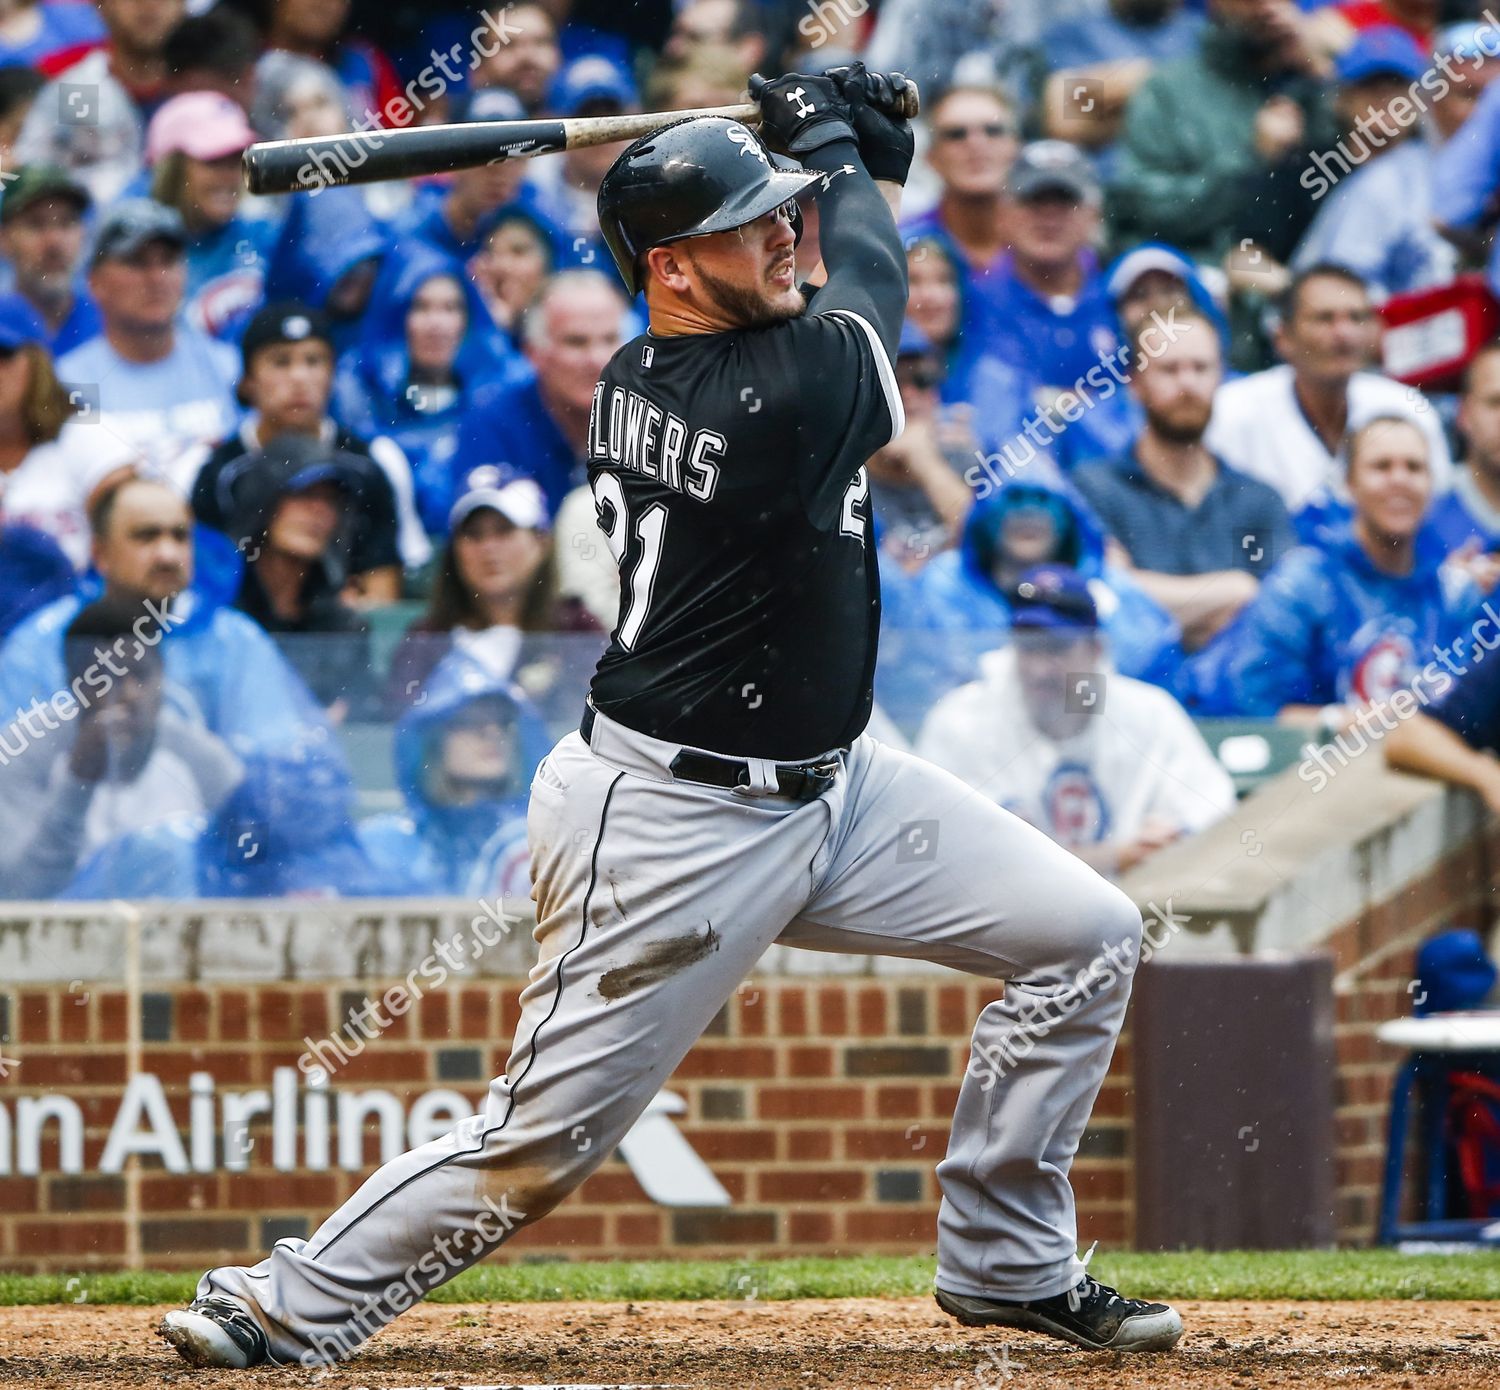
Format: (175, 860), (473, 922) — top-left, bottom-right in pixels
(166, 726), (1162, 1366)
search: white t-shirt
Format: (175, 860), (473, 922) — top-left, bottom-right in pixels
(55, 326), (241, 497)
(1205, 365), (1452, 516)
(0, 440), (94, 568)
(915, 646), (1235, 853)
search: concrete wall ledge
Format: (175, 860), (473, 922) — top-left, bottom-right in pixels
(2, 752), (1480, 982)
(1119, 751), (1484, 957)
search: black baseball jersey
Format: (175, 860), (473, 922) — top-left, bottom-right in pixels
(585, 309), (903, 761)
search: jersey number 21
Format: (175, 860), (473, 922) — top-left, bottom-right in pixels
(592, 473), (666, 651)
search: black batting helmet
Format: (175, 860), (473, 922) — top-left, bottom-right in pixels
(597, 115), (822, 296)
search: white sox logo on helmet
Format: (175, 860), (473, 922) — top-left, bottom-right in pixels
(726, 124), (770, 165)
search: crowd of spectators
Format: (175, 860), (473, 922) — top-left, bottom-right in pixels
(4, 0), (1500, 900)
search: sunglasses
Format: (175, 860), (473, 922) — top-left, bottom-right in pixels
(897, 361), (941, 390)
(934, 122), (1014, 143)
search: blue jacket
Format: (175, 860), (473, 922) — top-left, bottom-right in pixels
(451, 371), (578, 513)
(332, 244), (523, 535)
(0, 582), (377, 897)
(182, 214), (276, 343)
(0, 523), (75, 642)
(883, 473), (1183, 716)
(1183, 524), (1483, 715)
(358, 652), (548, 895)
(264, 186), (388, 353)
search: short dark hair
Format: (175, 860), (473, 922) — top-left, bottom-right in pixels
(62, 597), (164, 687)
(164, 7), (261, 78)
(87, 470), (181, 542)
(1277, 262), (1371, 325)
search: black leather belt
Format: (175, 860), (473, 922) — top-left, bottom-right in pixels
(579, 705), (840, 802)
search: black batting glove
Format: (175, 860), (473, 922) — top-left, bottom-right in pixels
(824, 61), (916, 186)
(748, 72), (856, 158)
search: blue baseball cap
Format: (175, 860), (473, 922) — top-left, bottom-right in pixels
(1336, 26), (1427, 85)
(549, 56), (638, 117)
(0, 292), (48, 351)
(1009, 564), (1099, 632)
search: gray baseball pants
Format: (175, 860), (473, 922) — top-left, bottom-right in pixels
(201, 707), (1142, 1364)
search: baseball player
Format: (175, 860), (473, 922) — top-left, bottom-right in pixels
(159, 67), (1183, 1369)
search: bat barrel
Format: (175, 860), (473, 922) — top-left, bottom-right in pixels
(243, 119), (568, 195)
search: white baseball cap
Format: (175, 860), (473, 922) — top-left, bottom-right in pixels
(448, 470), (551, 533)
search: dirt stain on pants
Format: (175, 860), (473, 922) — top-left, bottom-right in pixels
(597, 922), (720, 1001)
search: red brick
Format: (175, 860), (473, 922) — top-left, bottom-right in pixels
(614, 1212), (663, 1245)
(928, 1084), (961, 1117)
(577, 1171), (645, 1203)
(856, 987), (887, 1036)
(1080, 1208), (1128, 1244)
(296, 992), (329, 1040)
(672, 1045), (778, 1080)
(788, 1046), (833, 1078)
(758, 1086), (865, 1120)
(142, 1049), (251, 1085)
(789, 1211), (834, 1244)
(509, 1213), (604, 1248)
(176, 991), (211, 1042)
(498, 986), (523, 1034)
(0, 1177), (41, 1212)
(844, 1208), (932, 1243)
(845, 1125), (944, 1160)
(419, 991), (451, 1040)
(16, 1221), (125, 1255)
(225, 1174), (339, 1209)
(257, 990), (294, 1037)
(757, 1168), (865, 1202)
(816, 987), (849, 1036)
(779, 986), (809, 1037)
(786, 1128), (833, 1160)
(459, 988), (493, 1039)
(15, 1054), (126, 1086)
(688, 1128), (777, 1162)
(1090, 1084), (1128, 1120)
(1071, 1165), (1127, 1202)
(97, 991), (127, 1043)
(876, 1085), (922, 1119)
(937, 986), (970, 1034)
(46, 1175), (124, 1213)
(219, 991), (250, 1041)
(139, 1176), (219, 1212)
(738, 984), (768, 1037)
(58, 992), (90, 1042)
(337, 1048), (429, 1083)
(373, 986), (413, 1039)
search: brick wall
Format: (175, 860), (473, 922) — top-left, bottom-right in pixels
(0, 977), (1135, 1272)
(1325, 821), (1500, 1243)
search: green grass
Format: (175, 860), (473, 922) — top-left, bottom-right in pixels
(2, 1250), (1498, 1308)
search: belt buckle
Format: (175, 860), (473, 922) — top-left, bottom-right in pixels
(797, 758), (839, 799)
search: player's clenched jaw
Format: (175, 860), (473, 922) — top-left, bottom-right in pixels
(644, 205), (805, 333)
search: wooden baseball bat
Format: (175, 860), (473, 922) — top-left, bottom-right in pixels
(244, 104), (764, 196)
(243, 83), (920, 195)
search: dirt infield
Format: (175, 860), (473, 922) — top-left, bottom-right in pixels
(0, 1297), (1496, 1389)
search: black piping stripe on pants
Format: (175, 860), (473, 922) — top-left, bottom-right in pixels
(308, 771), (626, 1260)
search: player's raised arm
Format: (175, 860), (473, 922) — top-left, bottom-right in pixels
(748, 69), (910, 359)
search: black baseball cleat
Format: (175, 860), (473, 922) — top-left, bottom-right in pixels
(935, 1273), (1184, 1352)
(157, 1296), (270, 1368)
